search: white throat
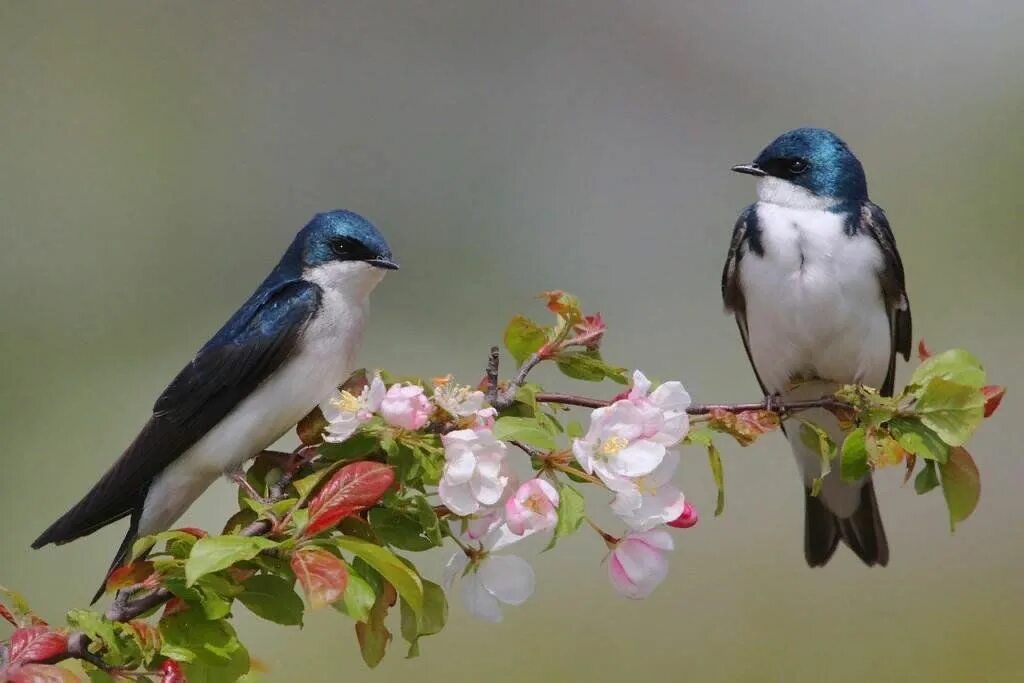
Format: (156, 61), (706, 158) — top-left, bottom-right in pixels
(757, 177), (837, 211)
(304, 260), (387, 301)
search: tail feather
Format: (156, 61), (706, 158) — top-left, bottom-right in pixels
(804, 480), (888, 567)
(804, 488), (841, 566)
(89, 513), (142, 605)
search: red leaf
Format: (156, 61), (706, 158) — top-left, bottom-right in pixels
(917, 339), (932, 361)
(7, 627), (68, 666)
(105, 561), (155, 592)
(291, 547), (349, 609)
(0, 603), (16, 627)
(708, 408), (779, 446)
(158, 659), (186, 683)
(129, 620), (161, 654)
(982, 385), (1005, 418)
(162, 598), (187, 617)
(174, 527), (207, 539)
(6, 664), (81, 682)
(570, 313), (606, 349)
(304, 461), (395, 537)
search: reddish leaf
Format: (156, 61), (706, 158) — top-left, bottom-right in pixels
(304, 461), (395, 537)
(570, 313), (606, 349)
(174, 527), (208, 539)
(918, 339), (932, 361)
(6, 664), (81, 682)
(162, 598), (187, 617)
(708, 408), (780, 446)
(982, 385), (1005, 418)
(902, 453), (918, 485)
(129, 620), (161, 656)
(0, 602), (16, 627)
(158, 659), (186, 683)
(105, 561), (155, 592)
(297, 406), (328, 446)
(540, 290), (582, 321)
(7, 627), (68, 666)
(291, 547), (349, 609)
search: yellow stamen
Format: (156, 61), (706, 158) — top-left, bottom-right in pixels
(599, 436), (628, 457)
(336, 391), (361, 413)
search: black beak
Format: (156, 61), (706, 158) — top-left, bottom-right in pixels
(731, 164), (766, 177)
(367, 257), (400, 271)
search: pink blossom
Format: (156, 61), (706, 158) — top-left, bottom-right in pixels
(379, 383), (432, 430)
(505, 479), (559, 536)
(627, 370), (691, 446)
(608, 529), (673, 599)
(668, 501), (699, 529)
(438, 429), (512, 516)
(321, 372), (386, 442)
(607, 451), (686, 531)
(572, 401), (667, 484)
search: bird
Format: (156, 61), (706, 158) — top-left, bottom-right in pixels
(721, 128), (911, 567)
(33, 209), (398, 600)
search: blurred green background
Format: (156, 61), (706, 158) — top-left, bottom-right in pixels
(2, 2), (1023, 681)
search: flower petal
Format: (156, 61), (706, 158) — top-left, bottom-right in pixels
(443, 552), (469, 591)
(461, 574), (504, 622)
(438, 478), (478, 516)
(609, 440), (665, 477)
(477, 555), (535, 605)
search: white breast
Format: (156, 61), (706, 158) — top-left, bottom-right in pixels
(138, 261), (385, 535)
(739, 201), (891, 395)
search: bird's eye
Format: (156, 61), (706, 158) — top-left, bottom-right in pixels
(788, 159), (808, 174)
(330, 237), (354, 257)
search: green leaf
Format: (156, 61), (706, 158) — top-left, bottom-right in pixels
(334, 569), (377, 623)
(840, 427), (870, 482)
(161, 574), (238, 620)
(910, 348), (986, 389)
(545, 483), (585, 550)
(355, 583), (396, 668)
(554, 349), (628, 384)
(493, 416), (557, 450)
(399, 580), (447, 658)
(939, 447), (981, 531)
(914, 460), (940, 494)
(236, 574), (304, 626)
(706, 441), (726, 516)
(504, 315), (549, 365)
(368, 505), (441, 552)
(335, 537), (424, 616)
(160, 611), (250, 682)
(185, 536), (277, 586)
(67, 610), (141, 668)
(566, 420), (584, 439)
(889, 418), (950, 463)
(799, 421), (836, 482)
(318, 431), (380, 462)
(914, 378), (985, 447)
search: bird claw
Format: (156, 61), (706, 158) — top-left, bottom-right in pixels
(762, 393), (783, 414)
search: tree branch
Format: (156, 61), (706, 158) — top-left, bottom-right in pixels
(493, 349), (548, 409)
(534, 392), (853, 416)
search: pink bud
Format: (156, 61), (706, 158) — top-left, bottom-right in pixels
(668, 501), (698, 529)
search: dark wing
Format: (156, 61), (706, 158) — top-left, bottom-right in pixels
(32, 280), (322, 548)
(857, 202), (911, 397)
(722, 205), (769, 395)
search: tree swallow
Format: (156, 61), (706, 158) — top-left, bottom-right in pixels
(33, 209), (398, 598)
(722, 128), (911, 567)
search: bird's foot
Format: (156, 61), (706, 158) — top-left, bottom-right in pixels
(227, 466), (270, 504)
(762, 392), (784, 414)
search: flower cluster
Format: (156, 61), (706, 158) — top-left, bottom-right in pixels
(320, 368), (696, 622)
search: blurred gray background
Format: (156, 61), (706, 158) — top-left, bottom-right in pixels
(2, 2), (1022, 681)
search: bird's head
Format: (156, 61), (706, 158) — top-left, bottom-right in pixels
(298, 209), (398, 296)
(732, 128), (867, 208)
